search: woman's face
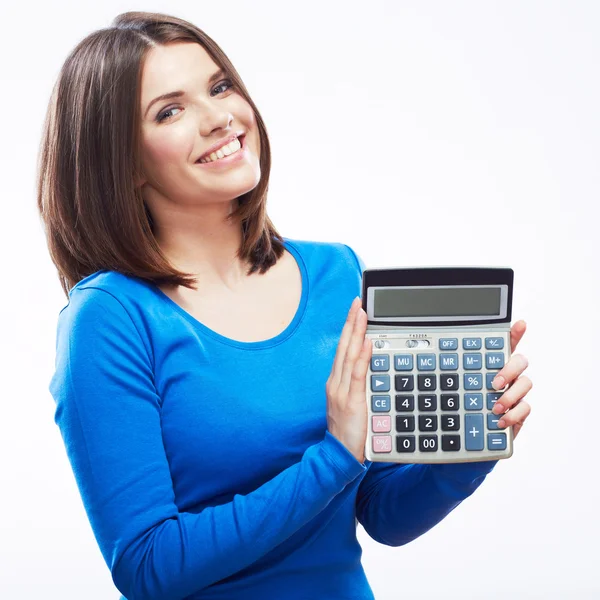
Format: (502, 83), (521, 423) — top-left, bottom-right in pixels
(138, 42), (261, 207)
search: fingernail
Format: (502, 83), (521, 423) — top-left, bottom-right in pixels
(493, 403), (504, 414)
(498, 419), (506, 428)
(493, 376), (505, 390)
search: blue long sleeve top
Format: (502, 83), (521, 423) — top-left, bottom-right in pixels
(49, 237), (498, 600)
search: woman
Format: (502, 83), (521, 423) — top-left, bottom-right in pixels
(37, 11), (532, 600)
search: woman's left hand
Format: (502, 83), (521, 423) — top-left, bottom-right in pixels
(490, 320), (532, 439)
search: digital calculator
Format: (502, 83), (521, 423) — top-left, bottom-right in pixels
(363, 267), (514, 464)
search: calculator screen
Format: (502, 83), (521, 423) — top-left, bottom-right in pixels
(374, 286), (502, 318)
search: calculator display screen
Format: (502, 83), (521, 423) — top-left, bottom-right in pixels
(372, 285), (505, 321)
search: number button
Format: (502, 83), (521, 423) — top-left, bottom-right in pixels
(418, 374), (437, 391)
(441, 415), (460, 431)
(419, 414), (438, 432)
(371, 354), (390, 371)
(395, 395), (415, 412)
(418, 394), (437, 411)
(419, 435), (438, 452)
(395, 375), (414, 391)
(440, 374), (459, 390)
(396, 415), (415, 432)
(441, 393), (460, 411)
(397, 436), (416, 453)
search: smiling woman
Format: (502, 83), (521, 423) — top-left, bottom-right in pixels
(37, 11), (283, 298)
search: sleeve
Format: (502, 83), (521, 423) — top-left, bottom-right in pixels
(356, 459), (498, 546)
(342, 241), (499, 545)
(49, 287), (367, 600)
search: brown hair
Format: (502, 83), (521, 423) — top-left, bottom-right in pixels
(36, 11), (285, 299)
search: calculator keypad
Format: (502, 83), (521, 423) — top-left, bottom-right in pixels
(367, 333), (512, 463)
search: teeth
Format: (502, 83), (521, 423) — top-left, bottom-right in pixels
(199, 137), (242, 163)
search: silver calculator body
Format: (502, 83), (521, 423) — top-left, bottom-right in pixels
(362, 266), (514, 464)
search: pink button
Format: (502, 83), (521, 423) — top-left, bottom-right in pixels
(372, 435), (392, 453)
(372, 415), (391, 432)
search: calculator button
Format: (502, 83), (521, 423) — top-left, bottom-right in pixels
(418, 394), (437, 411)
(463, 352), (482, 370)
(395, 375), (414, 391)
(441, 394), (460, 411)
(463, 337), (482, 350)
(488, 433), (507, 450)
(394, 354), (413, 370)
(371, 355), (390, 371)
(395, 395), (415, 412)
(397, 436), (416, 453)
(372, 415), (391, 432)
(487, 413), (502, 430)
(372, 436), (392, 453)
(486, 352), (505, 369)
(486, 393), (502, 410)
(419, 414), (438, 432)
(440, 353), (459, 370)
(372, 395), (391, 412)
(371, 375), (390, 392)
(465, 393), (483, 410)
(439, 338), (458, 350)
(396, 415), (415, 432)
(418, 374), (437, 391)
(465, 414), (484, 451)
(419, 435), (438, 452)
(441, 415), (460, 431)
(486, 372), (503, 390)
(441, 435), (461, 451)
(440, 374), (459, 390)
(417, 354), (436, 370)
(464, 373), (483, 390)
(485, 337), (505, 349)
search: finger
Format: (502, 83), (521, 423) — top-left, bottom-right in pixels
(330, 298), (361, 388)
(492, 375), (533, 414)
(491, 353), (529, 390)
(348, 337), (373, 400)
(510, 320), (527, 353)
(497, 399), (531, 433)
(339, 308), (368, 393)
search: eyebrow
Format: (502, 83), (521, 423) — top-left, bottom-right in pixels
(144, 68), (226, 118)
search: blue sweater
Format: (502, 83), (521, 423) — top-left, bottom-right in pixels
(49, 237), (498, 600)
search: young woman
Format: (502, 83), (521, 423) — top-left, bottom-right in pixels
(37, 11), (532, 600)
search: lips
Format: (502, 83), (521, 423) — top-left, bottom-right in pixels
(196, 133), (245, 162)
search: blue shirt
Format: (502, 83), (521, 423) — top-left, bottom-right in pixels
(49, 237), (498, 600)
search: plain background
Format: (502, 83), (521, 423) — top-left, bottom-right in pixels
(1, 1), (598, 598)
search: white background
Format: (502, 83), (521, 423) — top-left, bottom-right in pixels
(1, 1), (598, 598)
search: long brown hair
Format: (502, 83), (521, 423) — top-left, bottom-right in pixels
(36, 11), (285, 299)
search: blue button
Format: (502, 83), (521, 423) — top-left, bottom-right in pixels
(371, 354), (390, 371)
(464, 373), (483, 390)
(440, 338), (458, 350)
(440, 353), (458, 370)
(371, 375), (390, 392)
(394, 354), (414, 371)
(485, 337), (504, 349)
(488, 433), (507, 451)
(463, 338), (482, 350)
(463, 352), (482, 370)
(486, 393), (503, 410)
(486, 352), (505, 369)
(417, 354), (436, 370)
(487, 413), (502, 430)
(371, 395), (391, 412)
(486, 372), (501, 390)
(464, 393), (483, 410)
(465, 414), (484, 451)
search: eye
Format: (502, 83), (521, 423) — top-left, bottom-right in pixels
(156, 80), (235, 123)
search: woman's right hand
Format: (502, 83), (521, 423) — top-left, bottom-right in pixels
(325, 297), (373, 464)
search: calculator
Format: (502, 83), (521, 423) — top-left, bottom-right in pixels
(363, 267), (514, 464)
